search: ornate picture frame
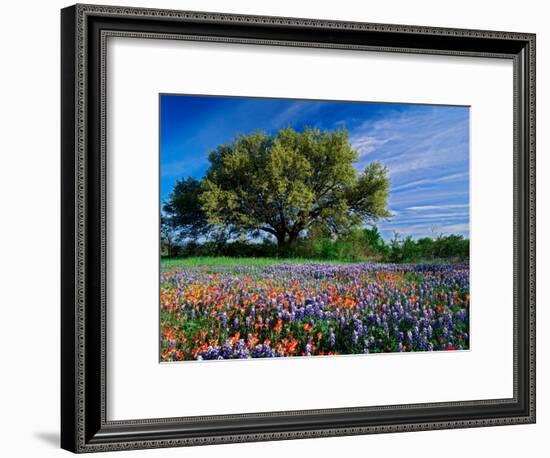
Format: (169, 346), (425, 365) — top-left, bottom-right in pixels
(61, 4), (535, 453)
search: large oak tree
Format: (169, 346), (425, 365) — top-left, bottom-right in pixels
(195, 127), (391, 246)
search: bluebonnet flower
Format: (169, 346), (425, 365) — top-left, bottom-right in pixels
(352, 330), (359, 346)
(329, 328), (336, 348)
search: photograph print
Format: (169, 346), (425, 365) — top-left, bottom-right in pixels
(159, 95), (470, 362)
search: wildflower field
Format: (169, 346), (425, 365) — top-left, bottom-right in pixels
(160, 258), (469, 361)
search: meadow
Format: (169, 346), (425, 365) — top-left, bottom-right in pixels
(160, 257), (470, 361)
(160, 256), (351, 269)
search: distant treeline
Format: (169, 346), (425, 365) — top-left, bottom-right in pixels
(161, 226), (469, 263)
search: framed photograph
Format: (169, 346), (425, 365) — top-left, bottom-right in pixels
(61, 4), (536, 453)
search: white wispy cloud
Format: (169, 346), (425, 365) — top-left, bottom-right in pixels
(396, 212), (469, 221)
(269, 101), (321, 129)
(437, 223), (470, 234)
(351, 135), (393, 157)
(388, 189), (469, 208)
(406, 204), (470, 211)
(350, 106), (469, 178)
(392, 172), (468, 192)
(356, 106), (470, 239)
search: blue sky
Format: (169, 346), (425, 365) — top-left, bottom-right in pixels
(160, 94), (470, 240)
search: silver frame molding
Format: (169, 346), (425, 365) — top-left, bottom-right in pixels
(61, 3), (535, 453)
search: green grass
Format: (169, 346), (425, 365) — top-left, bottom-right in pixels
(160, 256), (462, 270)
(160, 256), (350, 270)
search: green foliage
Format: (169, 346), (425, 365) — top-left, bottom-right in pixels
(162, 177), (210, 240)
(163, 226), (469, 264)
(432, 233), (470, 259)
(197, 127), (391, 246)
(362, 226), (390, 259)
(384, 232), (469, 263)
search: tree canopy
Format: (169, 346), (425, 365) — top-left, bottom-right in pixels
(164, 127), (391, 246)
(162, 177), (210, 240)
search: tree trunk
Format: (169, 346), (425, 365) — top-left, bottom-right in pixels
(288, 224), (302, 245)
(288, 232), (299, 245)
(276, 232), (286, 247)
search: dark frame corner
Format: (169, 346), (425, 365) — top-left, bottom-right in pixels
(61, 3), (535, 453)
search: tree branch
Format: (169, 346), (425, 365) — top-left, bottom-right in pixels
(259, 226), (278, 236)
